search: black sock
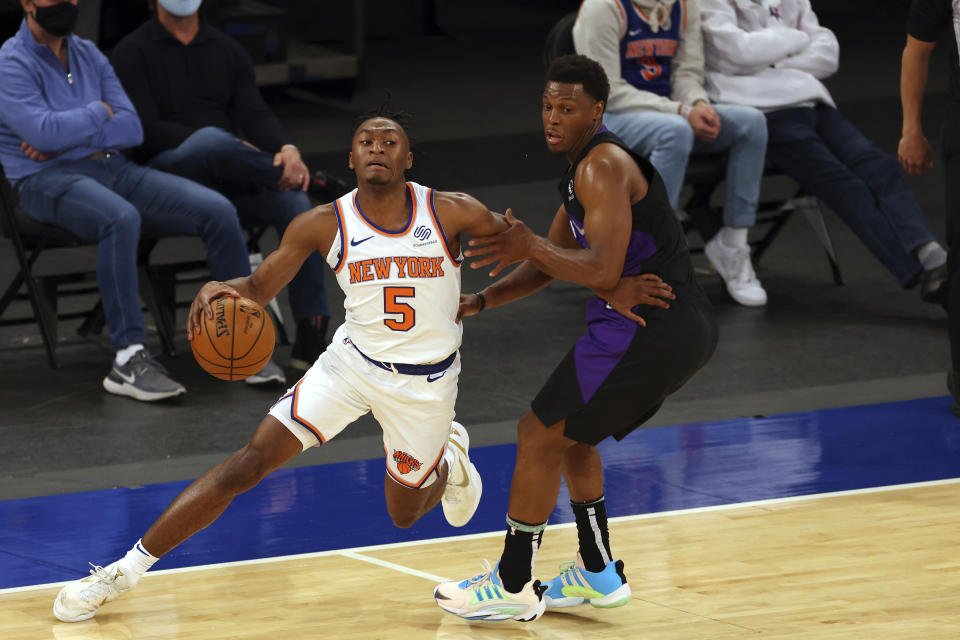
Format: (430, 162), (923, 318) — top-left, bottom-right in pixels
(498, 516), (546, 593)
(572, 495), (612, 572)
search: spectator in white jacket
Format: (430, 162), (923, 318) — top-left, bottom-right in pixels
(574, 0), (769, 306)
(701, 0), (947, 304)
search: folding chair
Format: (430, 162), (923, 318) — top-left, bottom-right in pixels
(0, 167), (175, 366)
(683, 155), (844, 285)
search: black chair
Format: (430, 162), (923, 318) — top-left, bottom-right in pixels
(683, 155), (844, 285)
(138, 222), (291, 358)
(0, 167), (177, 366)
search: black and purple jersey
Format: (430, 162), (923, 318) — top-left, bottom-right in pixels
(533, 128), (714, 444)
(558, 129), (695, 289)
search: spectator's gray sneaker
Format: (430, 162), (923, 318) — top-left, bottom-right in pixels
(245, 359), (286, 386)
(102, 350), (186, 402)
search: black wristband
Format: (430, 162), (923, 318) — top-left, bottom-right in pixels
(475, 292), (486, 312)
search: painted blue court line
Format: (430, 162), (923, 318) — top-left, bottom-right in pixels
(0, 395), (957, 590)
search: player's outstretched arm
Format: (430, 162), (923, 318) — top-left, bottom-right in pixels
(465, 146), (635, 290)
(433, 190), (510, 243)
(186, 205), (338, 340)
(459, 204), (577, 318)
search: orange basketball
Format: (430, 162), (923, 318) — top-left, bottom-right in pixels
(397, 462), (411, 475)
(191, 296), (275, 381)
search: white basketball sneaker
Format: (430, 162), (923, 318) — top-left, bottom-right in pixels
(53, 561), (132, 622)
(441, 422), (482, 527)
(704, 233), (767, 307)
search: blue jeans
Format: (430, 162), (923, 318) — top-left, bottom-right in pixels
(17, 155), (250, 349)
(766, 105), (933, 287)
(150, 127), (329, 321)
(603, 104), (768, 228)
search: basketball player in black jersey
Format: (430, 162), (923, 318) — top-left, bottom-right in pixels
(434, 55), (718, 622)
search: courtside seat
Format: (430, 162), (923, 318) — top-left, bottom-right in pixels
(0, 166), (177, 367)
(682, 154), (844, 285)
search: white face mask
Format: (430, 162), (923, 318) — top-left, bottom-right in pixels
(158, 0), (202, 18)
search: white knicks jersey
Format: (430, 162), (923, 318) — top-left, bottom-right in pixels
(326, 182), (463, 364)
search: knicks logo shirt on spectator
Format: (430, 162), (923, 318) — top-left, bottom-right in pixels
(617, 0), (685, 94)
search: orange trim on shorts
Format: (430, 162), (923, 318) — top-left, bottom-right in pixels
(681, 0), (687, 29)
(291, 378), (326, 445)
(353, 183), (417, 237)
(332, 199), (347, 274)
(384, 443), (446, 489)
(427, 188), (462, 267)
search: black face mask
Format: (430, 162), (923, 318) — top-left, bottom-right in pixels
(31, 1), (79, 38)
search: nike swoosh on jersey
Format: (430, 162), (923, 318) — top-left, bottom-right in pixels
(628, 28), (644, 36)
(351, 236), (374, 246)
(426, 371), (446, 383)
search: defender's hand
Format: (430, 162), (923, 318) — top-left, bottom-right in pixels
(457, 293), (484, 322)
(464, 209), (535, 277)
(599, 273), (676, 326)
(187, 281), (241, 341)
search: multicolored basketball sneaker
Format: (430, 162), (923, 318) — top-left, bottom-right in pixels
(434, 560), (547, 622)
(542, 553), (631, 609)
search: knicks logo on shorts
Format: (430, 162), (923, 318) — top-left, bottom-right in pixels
(392, 450), (422, 475)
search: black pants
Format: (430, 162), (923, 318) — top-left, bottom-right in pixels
(941, 114), (960, 374)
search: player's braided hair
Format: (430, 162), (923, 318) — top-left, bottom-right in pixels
(351, 98), (414, 147)
(546, 54), (610, 110)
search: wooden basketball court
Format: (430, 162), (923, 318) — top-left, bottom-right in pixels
(3, 480), (958, 640)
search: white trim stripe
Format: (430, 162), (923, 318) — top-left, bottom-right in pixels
(4, 477), (959, 596)
(339, 551), (449, 583)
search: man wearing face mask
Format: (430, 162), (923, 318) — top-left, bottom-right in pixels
(111, 0), (346, 374)
(0, 0), (253, 401)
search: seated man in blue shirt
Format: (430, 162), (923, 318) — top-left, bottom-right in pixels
(112, 0), (344, 371)
(0, 0), (252, 401)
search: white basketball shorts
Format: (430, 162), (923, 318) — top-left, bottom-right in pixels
(268, 324), (460, 489)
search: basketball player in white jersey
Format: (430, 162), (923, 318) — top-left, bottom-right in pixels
(52, 111), (512, 622)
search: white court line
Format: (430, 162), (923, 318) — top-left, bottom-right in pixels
(339, 550), (449, 583)
(4, 475), (959, 595)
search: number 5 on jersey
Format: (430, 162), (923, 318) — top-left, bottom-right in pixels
(384, 286), (415, 331)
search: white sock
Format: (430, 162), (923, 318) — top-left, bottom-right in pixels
(115, 344), (145, 366)
(718, 226), (749, 249)
(443, 444), (465, 485)
(916, 242), (947, 271)
(117, 539), (159, 588)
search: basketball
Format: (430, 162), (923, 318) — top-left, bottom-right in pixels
(191, 296), (275, 381)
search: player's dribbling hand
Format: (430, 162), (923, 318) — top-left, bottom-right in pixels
(187, 281), (241, 341)
(597, 273), (676, 326)
(465, 209), (536, 276)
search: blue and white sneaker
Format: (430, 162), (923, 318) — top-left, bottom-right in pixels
(434, 560), (546, 622)
(543, 553), (631, 609)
